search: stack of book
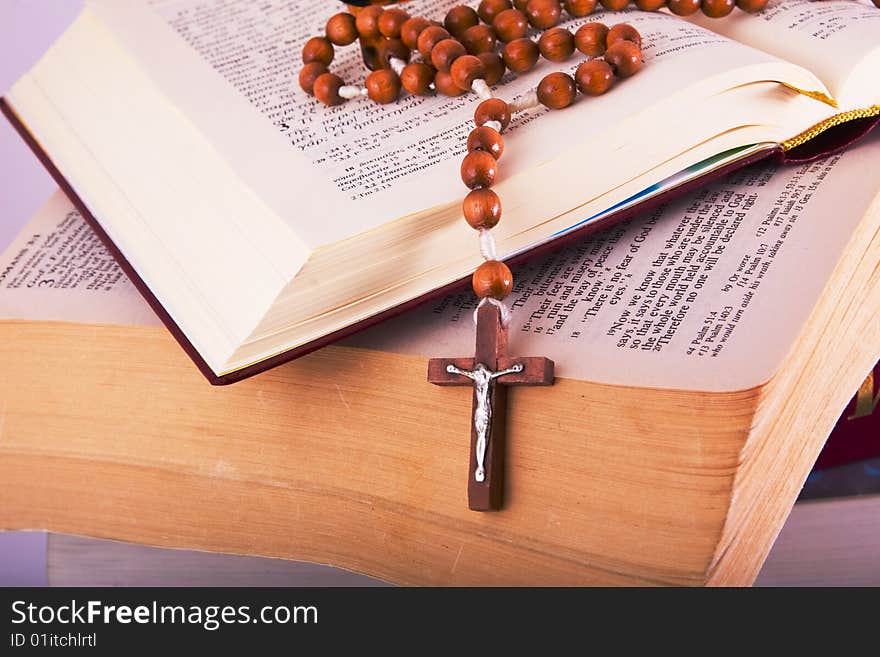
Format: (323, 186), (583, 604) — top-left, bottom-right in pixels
(1, 0), (879, 585)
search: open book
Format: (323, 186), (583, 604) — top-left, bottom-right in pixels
(3, 132), (879, 585)
(3, 0), (879, 382)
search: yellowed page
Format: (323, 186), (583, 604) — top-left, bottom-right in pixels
(98, 0), (825, 247)
(688, 0), (880, 106)
(350, 131), (880, 391)
(0, 192), (161, 327)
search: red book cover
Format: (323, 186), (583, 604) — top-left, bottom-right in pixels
(814, 361), (880, 470)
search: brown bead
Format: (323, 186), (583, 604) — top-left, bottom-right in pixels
(378, 8), (410, 38)
(478, 52), (506, 86)
(599, 0), (630, 9)
(478, 0), (513, 24)
(702, 0), (735, 17)
(604, 40), (642, 77)
(467, 126), (505, 159)
(434, 70), (467, 96)
(313, 72), (344, 106)
(445, 5), (480, 37)
(365, 69), (401, 104)
(355, 5), (384, 39)
(735, 0), (769, 11)
(378, 39), (411, 68)
(475, 98), (512, 131)
(537, 72), (577, 109)
(461, 24), (497, 55)
(400, 62), (435, 96)
(563, 0), (598, 16)
(493, 8), (529, 42)
(513, 0), (530, 9)
(463, 189), (502, 230)
(473, 260), (513, 300)
(574, 22), (608, 57)
(302, 36), (334, 66)
(502, 38), (539, 73)
(451, 55), (487, 91)
(606, 23), (641, 49)
(525, 0), (562, 29)
(575, 59), (613, 95)
(325, 13), (358, 46)
(461, 151), (498, 189)
(667, 0), (701, 15)
(299, 61), (327, 95)
(635, 0), (666, 9)
(417, 25), (452, 59)
(873, 0), (880, 7)
(431, 39), (467, 73)
(538, 27), (575, 62)
(401, 16), (431, 49)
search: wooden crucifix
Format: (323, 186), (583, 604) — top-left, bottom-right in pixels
(428, 302), (554, 511)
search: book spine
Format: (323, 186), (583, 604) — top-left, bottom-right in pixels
(814, 361), (880, 470)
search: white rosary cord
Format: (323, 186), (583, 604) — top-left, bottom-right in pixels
(389, 57), (407, 76)
(509, 89), (540, 114)
(339, 85), (367, 99)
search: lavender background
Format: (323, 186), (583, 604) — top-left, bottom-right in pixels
(0, 0), (84, 586)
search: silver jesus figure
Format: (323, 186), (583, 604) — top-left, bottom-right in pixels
(446, 361), (524, 482)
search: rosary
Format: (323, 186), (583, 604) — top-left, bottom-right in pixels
(299, 0), (879, 511)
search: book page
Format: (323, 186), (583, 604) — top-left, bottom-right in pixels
(0, 192), (161, 327)
(91, 0), (812, 248)
(687, 0), (880, 105)
(349, 131), (880, 392)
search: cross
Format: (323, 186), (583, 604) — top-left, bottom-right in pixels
(428, 302), (554, 511)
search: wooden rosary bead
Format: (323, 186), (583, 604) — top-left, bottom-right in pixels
(355, 5), (384, 39)
(462, 24), (497, 55)
(313, 72), (344, 106)
(493, 8), (529, 42)
(299, 61), (327, 95)
(474, 98), (512, 131)
(467, 125), (505, 159)
(434, 70), (468, 96)
(537, 72), (577, 109)
(473, 260), (513, 300)
(445, 5), (480, 37)
(461, 151), (498, 189)
(365, 69), (401, 104)
(432, 38), (467, 73)
(604, 40), (642, 77)
(735, 0), (769, 11)
(599, 0), (630, 9)
(478, 52), (506, 86)
(635, 0), (666, 9)
(378, 8), (410, 38)
(667, 0), (701, 15)
(502, 38), (540, 73)
(575, 59), (614, 95)
(417, 25), (452, 59)
(538, 27), (575, 62)
(575, 23), (608, 57)
(325, 13), (358, 46)
(400, 62), (435, 96)
(378, 39), (411, 68)
(525, 0), (563, 29)
(563, 0), (598, 17)
(513, 0), (530, 10)
(301, 36), (334, 66)
(606, 23), (642, 49)
(478, 0), (513, 24)
(874, 0), (880, 8)
(401, 16), (431, 49)
(451, 55), (487, 90)
(463, 189), (502, 230)
(701, 0), (736, 17)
